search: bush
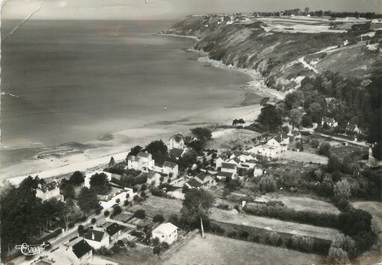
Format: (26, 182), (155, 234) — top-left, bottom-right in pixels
(328, 246), (349, 264)
(134, 209), (146, 219)
(91, 218), (97, 224)
(311, 139), (320, 148)
(318, 142), (331, 157)
(104, 210), (110, 217)
(334, 179), (351, 200)
(259, 176), (277, 193)
(153, 214), (165, 223)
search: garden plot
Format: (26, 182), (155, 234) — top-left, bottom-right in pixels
(256, 194), (340, 215)
(162, 233), (325, 265)
(211, 208), (343, 242)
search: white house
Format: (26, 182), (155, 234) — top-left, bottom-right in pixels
(99, 189), (135, 210)
(247, 138), (285, 159)
(83, 229), (110, 250)
(253, 167), (264, 177)
(152, 223), (178, 245)
(168, 134), (185, 150)
(127, 151), (155, 172)
(215, 157), (224, 170)
(162, 161), (179, 178)
(36, 181), (64, 202)
(217, 162), (238, 180)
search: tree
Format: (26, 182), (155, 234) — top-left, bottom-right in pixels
(327, 155), (342, 173)
(134, 209), (146, 219)
(302, 114), (313, 128)
(108, 157), (116, 168)
(127, 145), (143, 157)
(78, 187), (100, 214)
(60, 179), (75, 200)
(259, 176), (277, 193)
(191, 127), (212, 142)
(69, 171), (85, 186)
(256, 104), (282, 132)
(285, 91), (304, 109)
(145, 140), (168, 165)
(290, 108), (304, 129)
(153, 214), (165, 223)
(90, 173), (110, 195)
(180, 189), (215, 230)
(334, 179), (351, 200)
(318, 142), (331, 157)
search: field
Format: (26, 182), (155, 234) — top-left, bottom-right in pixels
(207, 128), (260, 150)
(256, 193), (340, 215)
(211, 208), (342, 241)
(162, 233), (325, 265)
(352, 201), (382, 265)
(129, 196), (182, 219)
(282, 150), (328, 164)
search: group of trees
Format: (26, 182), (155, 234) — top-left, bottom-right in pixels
(1, 177), (67, 258)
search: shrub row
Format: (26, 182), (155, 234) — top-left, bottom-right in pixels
(243, 203), (339, 229)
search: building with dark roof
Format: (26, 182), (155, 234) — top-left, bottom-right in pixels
(82, 229), (110, 250)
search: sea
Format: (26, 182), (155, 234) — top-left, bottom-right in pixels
(0, 19), (251, 168)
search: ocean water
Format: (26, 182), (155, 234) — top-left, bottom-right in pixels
(1, 20), (250, 165)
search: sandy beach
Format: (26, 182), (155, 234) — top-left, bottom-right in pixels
(1, 33), (283, 187)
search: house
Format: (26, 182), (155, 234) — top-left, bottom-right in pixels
(105, 223), (124, 243)
(169, 148), (184, 160)
(195, 172), (216, 188)
(221, 162), (237, 174)
(184, 178), (203, 190)
(253, 167), (264, 177)
(322, 117), (338, 128)
(247, 138), (285, 159)
(82, 229), (110, 250)
(216, 171), (236, 181)
(215, 157), (224, 170)
(99, 189), (134, 210)
(127, 151), (155, 172)
(152, 223), (178, 245)
(168, 134), (185, 150)
(33, 238), (93, 265)
(371, 19), (382, 31)
(146, 171), (162, 187)
(36, 181), (64, 202)
(162, 161), (179, 178)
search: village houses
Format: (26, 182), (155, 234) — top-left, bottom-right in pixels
(33, 238), (93, 265)
(35, 181), (64, 202)
(82, 229), (110, 250)
(247, 138), (287, 159)
(152, 222), (178, 245)
(127, 151), (155, 172)
(217, 162), (237, 181)
(168, 134), (185, 150)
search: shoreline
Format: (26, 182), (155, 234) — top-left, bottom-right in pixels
(2, 32), (282, 187)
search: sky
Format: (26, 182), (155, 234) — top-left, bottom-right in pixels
(2, 0), (381, 20)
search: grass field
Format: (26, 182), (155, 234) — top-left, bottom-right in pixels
(256, 193), (340, 215)
(353, 201), (382, 265)
(211, 208), (342, 241)
(162, 233), (325, 265)
(129, 196), (183, 219)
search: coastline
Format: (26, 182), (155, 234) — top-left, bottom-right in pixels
(2, 32), (282, 187)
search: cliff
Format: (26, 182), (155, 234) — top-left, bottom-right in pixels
(165, 15), (381, 92)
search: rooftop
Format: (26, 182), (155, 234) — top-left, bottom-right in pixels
(163, 161), (178, 169)
(72, 239), (92, 259)
(186, 178), (203, 188)
(221, 162), (237, 169)
(153, 222), (178, 234)
(83, 229), (105, 242)
(106, 223), (124, 236)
